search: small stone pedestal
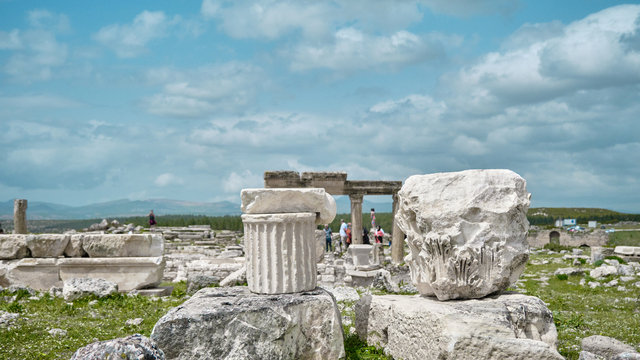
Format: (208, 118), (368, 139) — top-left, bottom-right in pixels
(355, 292), (563, 360)
(350, 244), (373, 269)
(151, 287), (345, 360)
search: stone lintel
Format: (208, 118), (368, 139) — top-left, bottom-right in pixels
(345, 181), (402, 195)
(59, 256), (165, 291)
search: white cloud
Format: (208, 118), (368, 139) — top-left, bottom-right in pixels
(1, 10), (69, 82)
(154, 173), (184, 187)
(143, 62), (265, 118)
(0, 30), (23, 49)
(223, 170), (263, 193)
(420, 0), (520, 17)
(446, 4), (640, 114)
(94, 10), (169, 58)
(289, 28), (449, 71)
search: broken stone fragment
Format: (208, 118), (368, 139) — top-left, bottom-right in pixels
(396, 169), (531, 300)
(241, 188), (336, 225)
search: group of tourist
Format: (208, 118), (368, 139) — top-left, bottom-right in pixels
(323, 210), (386, 252)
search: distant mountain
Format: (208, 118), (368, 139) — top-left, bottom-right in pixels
(0, 199), (241, 220)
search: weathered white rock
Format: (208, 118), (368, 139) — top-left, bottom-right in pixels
(151, 287), (344, 360)
(64, 234), (87, 257)
(578, 351), (604, 360)
(326, 286), (360, 303)
(48, 328), (67, 337)
(590, 265), (618, 279)
(554, 268), (585, 276)
(581, 335), (637, 359)
(241, 188), (337, 225)
(591, 247), (614, 263)
(0, 258), (61, 290)
(315, 229), (325, 262)
(26, 234), (69, 258)
(355, 292), (562, 360)
(63, 277), (118, 301)
(618, 265), (635, 276)
(350, 244), (374, 269)
(242, 212), (317, 294)
(0, 235), (29, 259)
(219, 265), (247, 287)
(395, 169), (531, 300)
(71, 334), (164, 360)
(614, 246), (640, 257)
(82, 234), (163, 257)
(59, 257), (165, 291)
(0, 311), (20, 328)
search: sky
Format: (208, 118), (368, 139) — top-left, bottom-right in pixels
(1, 0), (640, 213)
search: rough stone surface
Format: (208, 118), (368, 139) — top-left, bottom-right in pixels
(219, 266), (246, 287)
(581, 335), (636, 359)
(356, 292), (561, 360)
(64, 234), (87, 257)
(241, 188), (337, 225)
(590, 265), (618, 279)
(186, 274), (220, 294)
(59, 257), (165, 291)
(0, 235), (29, 260)
(82, 234), (163, 257)
(242, 213), (317, 294)
(315, 229), (325, 262)
(63, 277), (118, 301)
(395, 169), (531, 300)
(151, 286), (344, 360)
(71, 334), (164, 360)
(0, 311), (20, 328)
(615, 246), (640, 257)
(579, 351), (604, 360)
(26, 234), (69, 258)
(326, 286), (360, 303)
(612, 353), (640, 360)
(0, 258), (61, 290)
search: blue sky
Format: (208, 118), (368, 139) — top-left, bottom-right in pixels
(1, 0), (640, 212)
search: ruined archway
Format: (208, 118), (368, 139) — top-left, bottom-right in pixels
(549, 231), (560, 244)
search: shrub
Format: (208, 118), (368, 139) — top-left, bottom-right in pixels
(556, 274), (569, 281)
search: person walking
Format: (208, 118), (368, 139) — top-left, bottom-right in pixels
(370, 208), (376, 229)
(148, 210), (157, 228)
(346, 223), (352, 248)
(339, 219), (348, 252)
(375, 225), (384, 244)
(324, 224), (333, 252)
(362, 227), (370, 245)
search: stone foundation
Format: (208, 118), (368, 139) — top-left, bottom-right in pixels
(0, 257), (165, 291)
(355, 292), (562, 360)
(151, 286), (345, 360)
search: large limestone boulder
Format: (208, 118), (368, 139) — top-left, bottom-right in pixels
(82, 234), (163, 257)
(241, 188), (337, 225)
(355, 292), (562, 360)
(396, 169), (531, 300)
(581, 335), (638, 359)
(71, 334), (164, 360)
(151, 286), (345, 360)
(0, 235), (29, 260)
(63, 277), (118, 301)
(26, 234), (69, 258)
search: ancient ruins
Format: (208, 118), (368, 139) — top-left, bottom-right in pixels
(264, 171), (406, 262)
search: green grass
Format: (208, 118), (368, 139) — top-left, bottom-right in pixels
(518, 251), (640, 359)
(0, 282), (187, 360)
(608, 230), (640, 247)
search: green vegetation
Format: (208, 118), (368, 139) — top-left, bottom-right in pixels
(608, 231), (640, 247)
(0, 282), (187, 359)
(528, 207), (640, 226)
(519, 251), (640, 359)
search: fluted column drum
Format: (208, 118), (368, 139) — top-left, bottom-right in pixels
(242, 212), (317, 294)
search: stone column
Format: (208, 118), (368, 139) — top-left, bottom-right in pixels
(349, 194), (363, 244)
(391, 192), (405, 263)
(13, 199), (27, 234)
(242, 212), (317, 294)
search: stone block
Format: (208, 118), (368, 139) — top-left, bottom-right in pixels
(315, 229), (325, 262)
(242, 213), (317, 294)
(82, 234), (164, 257)
(26, 234), (69, 258)
(396, 169), (531, 300)
(614, 246), (640, 257)
(350, 244), (373, 269)
(151, 287), (344, 360)
(59, 257), (165, 291)
(0, 258), (61, 290)
(355, 293), (562, 360)
(65, 234), (87, 257)
(0, 235), (29, 260)
(71, 334), (164, 360)
(241, 188), (337, 225)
